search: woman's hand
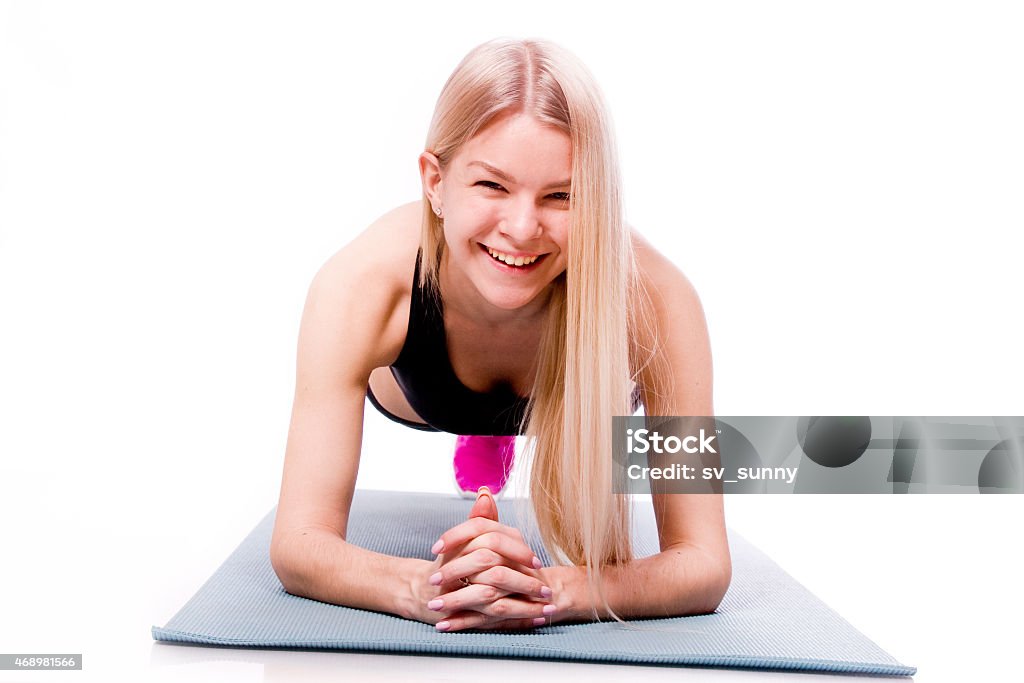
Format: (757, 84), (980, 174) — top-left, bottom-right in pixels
(407, 488), (557, 632)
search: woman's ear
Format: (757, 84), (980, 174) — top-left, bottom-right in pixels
(419, 152), (443, 211)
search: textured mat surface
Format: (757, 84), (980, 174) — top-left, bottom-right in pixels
(152, 490), (915, 676)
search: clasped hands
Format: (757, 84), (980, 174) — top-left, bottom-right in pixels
(411, 487), (557, 632)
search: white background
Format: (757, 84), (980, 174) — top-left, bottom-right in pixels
(1, 1), (1022, 681)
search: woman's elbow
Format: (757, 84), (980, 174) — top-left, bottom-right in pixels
(703, 557), (732, 612)
(269, 533), (304, 595)
(680, 549), (732, 615)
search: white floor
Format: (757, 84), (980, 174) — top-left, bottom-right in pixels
(2, 404), (1020, 682)
(144, 494), (1023, 683)
(2, 5), (1022, 680)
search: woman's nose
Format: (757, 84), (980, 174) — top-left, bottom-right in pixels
(500, 197), (542, 242)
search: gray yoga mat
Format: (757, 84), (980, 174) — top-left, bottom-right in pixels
(152, 490), (915, 676)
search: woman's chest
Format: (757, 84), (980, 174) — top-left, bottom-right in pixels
(443, 316), (542, 397)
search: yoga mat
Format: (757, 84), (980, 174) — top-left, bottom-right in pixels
(152, 490), (915, 676)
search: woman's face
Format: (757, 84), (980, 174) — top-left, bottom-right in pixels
(428, 112), (572, 315)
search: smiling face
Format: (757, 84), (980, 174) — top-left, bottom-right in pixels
(421, 112), (573, 319)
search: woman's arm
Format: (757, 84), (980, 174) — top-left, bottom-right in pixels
(268, 214), (466, 622)
(268, 227), (425, 616)
(547, 230), (731, 623)
(269, 210), (554, 626)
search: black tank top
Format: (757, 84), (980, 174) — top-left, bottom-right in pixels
(370, 249), (530, 436)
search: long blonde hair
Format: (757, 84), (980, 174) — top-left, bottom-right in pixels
(420, 38), (662, 618)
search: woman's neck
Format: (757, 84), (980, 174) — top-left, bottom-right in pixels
(438, 250), (553, 329)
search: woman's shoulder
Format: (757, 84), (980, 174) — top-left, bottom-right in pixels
(628, 226), (701, 305)
(307, 201), (424, 369)
(627, 225), (713, 415)
(315, 201), (421, 289)
(627, 225), (709, 350)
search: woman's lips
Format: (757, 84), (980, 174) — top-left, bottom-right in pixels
(478, 243), (548, 272)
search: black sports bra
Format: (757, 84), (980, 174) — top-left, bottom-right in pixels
(365, 249), (529, 435)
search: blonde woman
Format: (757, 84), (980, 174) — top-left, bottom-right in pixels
(270, 38), (731, 633)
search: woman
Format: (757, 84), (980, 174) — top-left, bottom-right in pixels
(269, 38), (731, 633)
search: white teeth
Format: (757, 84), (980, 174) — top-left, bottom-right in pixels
(486, 247), (540, 266)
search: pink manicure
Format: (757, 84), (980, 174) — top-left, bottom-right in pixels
(427, 599), (444, 611)
(532, 556), (543, 570)
(543, 604), (556, 616)
(431, 539), (445, 554)
(436, 620), (451, 631)
(532, 617), (547, 626)
(540, 586), (553, 599)
(429, 572), (443, 586)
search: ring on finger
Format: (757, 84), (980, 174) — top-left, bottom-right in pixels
(459, 576), (472, 588)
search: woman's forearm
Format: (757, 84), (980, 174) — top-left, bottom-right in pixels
(270, 526), (428, 620)
(543, 543), (731, 623)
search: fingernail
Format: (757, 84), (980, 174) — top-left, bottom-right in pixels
(543, 604), (557, 616)
(540, 585), (553, 599)
(427, 598), (444, 611)
(477, 486), (491, 496)
(532, 556), (543, 570)
(429, 572), (443, 586)
(436, 620), (451, 631)
(431, 539), (444, 554)
(532, 617), (547, 626)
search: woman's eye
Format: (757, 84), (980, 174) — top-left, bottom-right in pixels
(476, 181), (506, 191)
(549, 192), (570, 201)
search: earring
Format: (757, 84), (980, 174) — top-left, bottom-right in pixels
(434, 206), (443, 218)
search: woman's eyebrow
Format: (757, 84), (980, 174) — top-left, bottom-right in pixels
(467, 160), (570, 190)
